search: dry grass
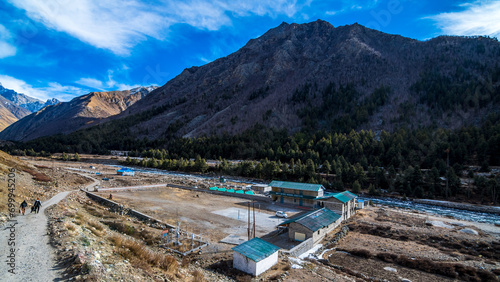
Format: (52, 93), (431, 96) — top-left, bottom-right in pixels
(65, 222), (77, 232)
(103, 220), (156, 245)
(191, 269), (205, 282)
(88, 220), (105, 231)
(109, 234), (178, 274)
(181, 256), (191, 268)
(87, 220), (106, 237)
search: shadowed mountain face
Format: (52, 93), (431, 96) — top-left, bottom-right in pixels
(0, 87), (156, 141)
(3, 20), (500, 143)
(107, 20), (500, 140)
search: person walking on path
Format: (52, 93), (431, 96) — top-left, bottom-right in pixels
(33, 198), (42, 214)
(20, 200), (28, 215)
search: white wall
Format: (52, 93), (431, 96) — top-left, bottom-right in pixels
(255, 251), (278, 276)
(233, 251), (256, 275)
(233, 250), (278, 276)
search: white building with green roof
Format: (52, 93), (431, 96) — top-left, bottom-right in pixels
(232, 238), (280, 276)
(279, 208), (342, 243)
(269, 180), (357, 220)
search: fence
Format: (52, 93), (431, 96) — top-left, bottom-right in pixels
(83, 190), (175, 229)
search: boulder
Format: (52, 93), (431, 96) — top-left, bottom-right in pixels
(384, 267), (397, 272)
(459, 228), (479, 235)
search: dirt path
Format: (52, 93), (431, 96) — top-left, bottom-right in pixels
(0, 191), (73, 281)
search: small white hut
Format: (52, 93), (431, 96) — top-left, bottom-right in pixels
(232, 238), (280, 276)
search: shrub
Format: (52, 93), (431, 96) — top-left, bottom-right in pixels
(65, 222), (76, 232)
(181, 256), (191, 268)
(376, 252), (398, 263)
(349, 249), (373, 259)
(109, 235), (178, 274)
(192, 269), (205, 282)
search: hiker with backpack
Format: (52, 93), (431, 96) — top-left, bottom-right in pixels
(20, 200), (28, 215)
(33, 198), (42, 214)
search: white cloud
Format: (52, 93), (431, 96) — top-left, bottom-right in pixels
(428, 0), (500, 38)
(75, 68), (141, 93)
(324, 0), (380, 17)
(7, 0), (310, 56)
(0, 24), (17, 58)
(75, 77), (104, 90)
(0, 74), (87, 101)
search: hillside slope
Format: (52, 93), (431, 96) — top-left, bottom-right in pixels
(0, 84), (60, 131)
(0, 95), (32, 131)
(3, 20), (500, 144)
(0, 84), (60, 113)
(117, 20), (500, 139)
(0, 87), (155, 141)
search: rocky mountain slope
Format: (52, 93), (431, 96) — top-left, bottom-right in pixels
(3, 20), (500, 143)
(0, 95), (31, 131)
(108, 20), (500, 139)
(0, 84), (60, 130)
(0, 87), (156, 141)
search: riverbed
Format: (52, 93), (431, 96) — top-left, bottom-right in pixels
(362, 197), (500, 225)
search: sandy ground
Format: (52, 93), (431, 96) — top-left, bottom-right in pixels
(101, 187), (299, 244)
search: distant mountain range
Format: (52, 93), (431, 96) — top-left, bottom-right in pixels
(1, 20), (499, 143)
(0, 86), (156, 141)
(0, 84), (60, 131)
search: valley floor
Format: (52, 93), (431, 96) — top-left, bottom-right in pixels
(2, 155), (498, 281)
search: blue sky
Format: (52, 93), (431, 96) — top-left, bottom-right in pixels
(0, 0), (499, 101)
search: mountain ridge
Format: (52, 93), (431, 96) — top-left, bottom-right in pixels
(2, 20), (500, 143)
(0, 83), (60, 112)
(0, 84), (60, 131)
(0, 86), (156, 141)
(116, 20), (499, 139)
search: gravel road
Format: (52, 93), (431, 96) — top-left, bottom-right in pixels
(0, 191), (73, 281)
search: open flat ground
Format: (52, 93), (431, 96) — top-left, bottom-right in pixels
(96, 188), (298, 245)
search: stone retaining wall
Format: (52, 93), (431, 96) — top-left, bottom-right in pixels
(83, 190), (175, 229)
(281, 238), (314, 257)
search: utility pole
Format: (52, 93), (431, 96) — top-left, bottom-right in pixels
(252, 202), (256, 239)
(247, 202), (250, 241)
(445, 148), (450, 198)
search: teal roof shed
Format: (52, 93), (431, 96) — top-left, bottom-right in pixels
(279, 208), (341, 231)
(232, 238), (280, 262)
(269, 180), (324, 192)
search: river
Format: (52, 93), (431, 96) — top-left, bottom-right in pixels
(361, 197), (500, 225)
(109, 165), (500, 225)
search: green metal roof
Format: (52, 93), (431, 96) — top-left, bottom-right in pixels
(232, 238), (280, 262)
(235, 190), (244, 194)
(279, 208), (341, 231)
(269, 180), (324, 192)
(331, 193), (350, 203)
(341, 191), (357, 200)
(245, 191), (255, 195)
